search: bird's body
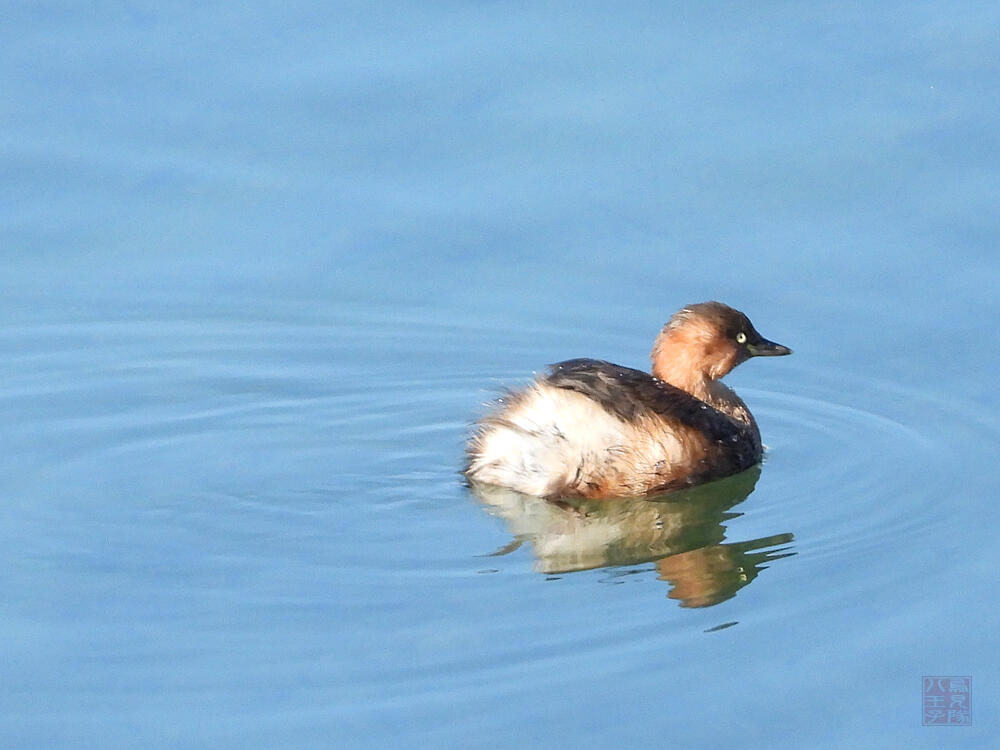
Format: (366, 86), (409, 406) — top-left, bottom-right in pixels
(465, 302), (791, 498)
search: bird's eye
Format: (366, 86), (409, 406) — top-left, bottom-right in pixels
(736, 332), (747, 344)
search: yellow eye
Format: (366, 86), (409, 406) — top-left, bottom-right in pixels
(736, 332), (747, 344)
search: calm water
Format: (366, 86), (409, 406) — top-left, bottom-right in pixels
(3, 3), (999, 748)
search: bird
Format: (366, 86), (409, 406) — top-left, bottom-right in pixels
(464, 301), (791, 498)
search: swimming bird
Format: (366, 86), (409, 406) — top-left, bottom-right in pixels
(465, 301), (791, 498)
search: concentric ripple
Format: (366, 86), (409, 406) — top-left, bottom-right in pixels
(744, 364), (998, 585)
(4, 312), (997, 631)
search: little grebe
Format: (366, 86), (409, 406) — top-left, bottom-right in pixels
(465, 302), (791, 498)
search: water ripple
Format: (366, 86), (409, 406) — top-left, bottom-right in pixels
(4, 313), (997, 623)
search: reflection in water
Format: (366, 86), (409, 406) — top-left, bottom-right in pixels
(470, 466), (794, 608)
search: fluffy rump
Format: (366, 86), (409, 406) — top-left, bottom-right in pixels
(465, 382), (691, 498)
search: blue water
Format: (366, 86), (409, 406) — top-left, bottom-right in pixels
(3, 3), (999, 748)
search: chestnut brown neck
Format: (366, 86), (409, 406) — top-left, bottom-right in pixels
(650, 327), (750, 425)
(652, 326), (734, 383)
(651, 341), (711, 397)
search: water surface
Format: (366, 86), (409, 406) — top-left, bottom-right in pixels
(2, 3), (998, 748)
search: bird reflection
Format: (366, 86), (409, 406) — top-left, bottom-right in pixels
(469, 465), (794, 608)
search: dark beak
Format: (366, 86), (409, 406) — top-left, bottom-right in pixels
(747, 338), (792, 357)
